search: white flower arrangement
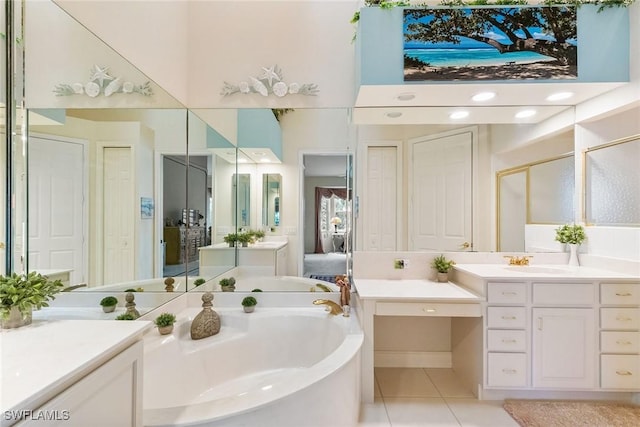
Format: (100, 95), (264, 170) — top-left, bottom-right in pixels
(54, 65), (153, 98)
(221, 65), (318, 97)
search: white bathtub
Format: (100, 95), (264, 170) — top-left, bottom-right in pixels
(143, 306), (363, 427)
(198, 275), (340, 292)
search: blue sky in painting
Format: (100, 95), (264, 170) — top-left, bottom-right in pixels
(404, 8), (577, 50)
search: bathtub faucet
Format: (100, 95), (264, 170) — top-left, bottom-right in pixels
(313, 299), (344, 316)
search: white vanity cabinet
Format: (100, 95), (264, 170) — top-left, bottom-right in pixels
(453, 264), (640, 398)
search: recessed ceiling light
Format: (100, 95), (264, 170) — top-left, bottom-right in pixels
(471, 92), (496, 102)
(396, 93), (415, 101)
(386, 112), (403, 118)
(450, 111), (469, 119)
(515, 109), (537, 118)
(253, 151), (266, 156)
(238, 158), (248, 163)
(260, 158), (271, 163)
(546, 92), (574, 101)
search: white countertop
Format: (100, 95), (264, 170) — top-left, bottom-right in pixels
(202, 241), (287, 250)
(355, 279), (482, 302)
(0, 320), (151, 414)
(454, 263), (640, 280)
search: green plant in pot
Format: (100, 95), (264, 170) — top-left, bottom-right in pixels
(193, 278), (206, 288)
(219, 277), (236, 292)
(223, 233), (238, 247)
(115, 313), (136, 321)
(154, 312), (177, 335)
(241, 296), (258, 313)
(431, 255), (455, 283)
(99, 296), (118, 313)
(0, 272), (64, 329)
(555, 223), (586, 266)
(237, 232), (252, 247)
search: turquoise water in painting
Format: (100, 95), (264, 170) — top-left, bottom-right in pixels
(405, 48), (555, 67)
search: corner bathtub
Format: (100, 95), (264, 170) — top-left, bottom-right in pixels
(143, 306), (363, 427)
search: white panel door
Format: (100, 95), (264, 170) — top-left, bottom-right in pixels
(28, 136), (85, 284)
(410, 132), (472, 251)
(103, 147), (134, 284)
(365, 146), (397, 250)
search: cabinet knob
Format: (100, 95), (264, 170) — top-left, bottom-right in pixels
(615, 370), (633, 376)
(502, 315), (516, 320)
(502, 339), (517, 344)
(502, 291), (517, 296)
(616, 340), (632, 345)
(422, 308), (437, 313)
(615, 292), (632, 297)
(616, 316), (633, 321)
(502, 369), (517, 375)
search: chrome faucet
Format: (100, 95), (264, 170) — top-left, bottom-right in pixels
(504, 255), (532, 266)
(313, 299), (344, 316)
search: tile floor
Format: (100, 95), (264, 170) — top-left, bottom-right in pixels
(358, 368), (519, 427)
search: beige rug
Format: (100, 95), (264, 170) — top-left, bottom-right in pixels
(503, 399), (640, 427)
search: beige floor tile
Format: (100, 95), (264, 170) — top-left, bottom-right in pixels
(424, 368), (475, 398)
(384, 397), (461, 426)
(444, 398), (520, 427)
(375, 367), (440, 398)
(358, 398), (391, 427)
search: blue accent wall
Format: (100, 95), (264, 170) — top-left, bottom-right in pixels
(206, 124), (233, 148)
(359, 5), (629, 85)
(238, 109), (283, 161)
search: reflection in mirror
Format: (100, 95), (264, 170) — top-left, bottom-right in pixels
(233, 174), (251, 229)
(263, 174), (282, 228)
(584, 135), (640, 226)
(27, 108), (188, 296)
(302, 154), (351, 280)
(497, 153), (574, 252)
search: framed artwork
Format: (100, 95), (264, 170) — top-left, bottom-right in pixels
(141, 197), (154, 219)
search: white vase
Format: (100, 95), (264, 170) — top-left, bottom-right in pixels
(568, 243), (580, 266)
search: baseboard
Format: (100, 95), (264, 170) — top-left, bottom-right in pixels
(374, 351), (452, 368)
(479, 387), (639, 402)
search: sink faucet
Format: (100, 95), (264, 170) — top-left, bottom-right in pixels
(504, 255), (532, 266)
(313, 299), (344, 316)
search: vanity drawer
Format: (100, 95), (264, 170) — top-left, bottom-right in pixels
(601, 331), (640, 353)
(487, 330), (527, 352)
(600, 355), (640, 389)
(487, 282), (527, 304)
(600, 308), (640, 330)
(487, 352), (527, 387)
(601, 283), (640, 305)
(487, 307), (527, 329)
(532, 282), (594, 305)
(375, 302), (481, 317)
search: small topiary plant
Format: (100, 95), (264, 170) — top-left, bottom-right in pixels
(242, 296), (258, 307)
(555, 223), (586, 245)
(115, 313), (136, 320)
(251, 288), (263, 292)
(154, 312), (176, 328)
(99, 296), (118, 307)
(193, 278), (206, 287)
(431, 254), (455, 273)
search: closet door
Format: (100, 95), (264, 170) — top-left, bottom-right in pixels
(364, 146), (398, 250)
(409, 130), (472, 251)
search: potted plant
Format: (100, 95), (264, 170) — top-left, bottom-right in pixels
(248, 229), (265, 243)
(99, 296), (118, 313)
(555, 223), (586, 266)
(115, 313), (136, 320)
(237, 232), (252, 247)
(219, 277), (236, 292)
(223, 233), (238, 247)
(431, 254), (455, 282)
(193, 278), (206, 287)
(0, 272), (64, 329)
(154, 312), (177, 335)
(241, 296), (258, 313)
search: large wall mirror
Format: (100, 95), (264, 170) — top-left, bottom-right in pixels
(497, 153), (575, 252)
(263, 174), (282, 228)
(584, 135), (640, 226)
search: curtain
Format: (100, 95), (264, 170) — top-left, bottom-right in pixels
(314, 187), (349, 254)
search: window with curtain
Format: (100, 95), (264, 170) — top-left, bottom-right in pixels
(314, 187), (350, 253)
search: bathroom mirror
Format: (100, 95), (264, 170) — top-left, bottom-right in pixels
(262, 174), (282, 228)
(496, 153), (575, 252)
(584, 135), (640, 226)
(233, 174), (251, 229)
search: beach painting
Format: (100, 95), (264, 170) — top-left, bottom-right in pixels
(404, 7), (577, 81)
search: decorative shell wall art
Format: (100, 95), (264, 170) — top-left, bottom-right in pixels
(53, 65), (153, 98)
(221, 65), (318, 97)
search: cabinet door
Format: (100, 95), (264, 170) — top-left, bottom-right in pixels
(532, 308), (595, 389)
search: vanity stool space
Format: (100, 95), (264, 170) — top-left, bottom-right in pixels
(453, 264), (640, 401)
(354, 279), (484, 403)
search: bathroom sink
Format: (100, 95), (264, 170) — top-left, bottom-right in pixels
(503, 266), (570, 274)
